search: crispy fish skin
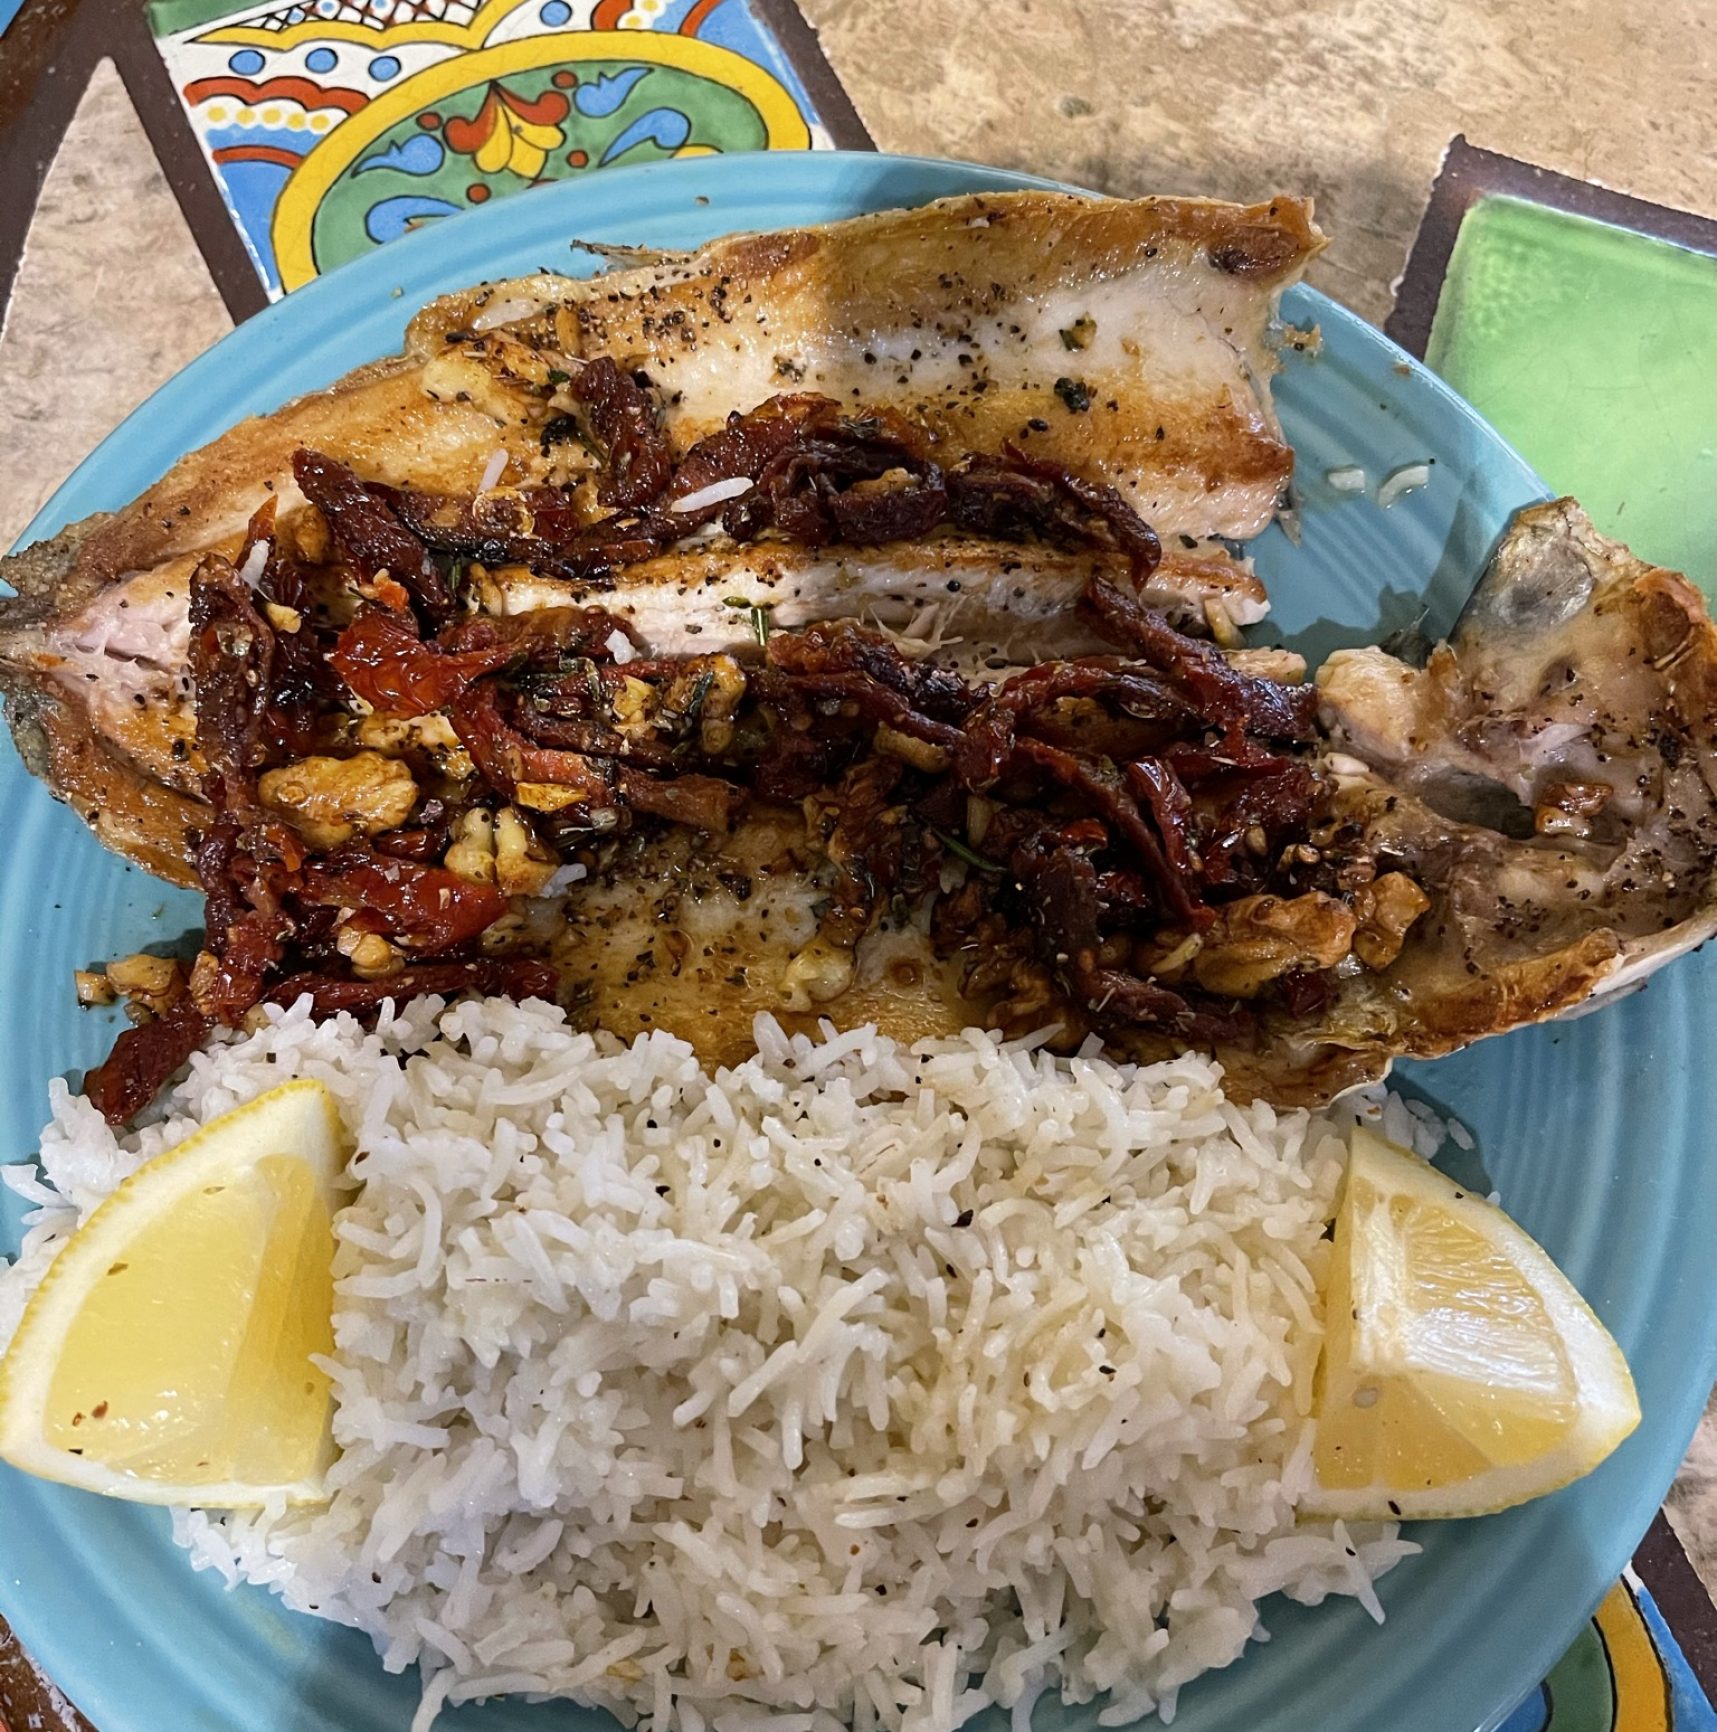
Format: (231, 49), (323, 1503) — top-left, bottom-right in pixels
(0, 521), (207, 887)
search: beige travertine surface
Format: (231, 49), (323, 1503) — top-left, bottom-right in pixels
(2, 0), (1717, 1609)
(1668, 1390), (1717, 1590)
(803, 0), (1717, 324)
(0, 59), (231, 551)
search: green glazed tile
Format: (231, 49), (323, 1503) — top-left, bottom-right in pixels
(1426, 194), (1717, 592)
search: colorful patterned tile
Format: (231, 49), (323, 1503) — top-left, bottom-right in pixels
(1496, 1578), (1713, 1732)
(146, 0), (857, 295)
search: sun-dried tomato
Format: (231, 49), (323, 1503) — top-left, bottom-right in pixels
(570, 357), (675, 507)
(292, 449), (452, 621)
(329, 610), (513, 718)
(266, 957), (558, 1017)
(84, 999), (213, 1127)
(299, 846), (509, 952)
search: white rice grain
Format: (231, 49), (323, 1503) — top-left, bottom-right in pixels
(0, 996), (1419, 1732)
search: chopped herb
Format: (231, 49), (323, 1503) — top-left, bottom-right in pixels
(545, 367), (571, 386)
(722, 595), (752, 608)
(1058, 315), (1096, 351)
(749, 604), (773, 648)
(1054, 376), (1092, 413)
(929, 826), (1003, 873)
(682, 668), (715, 730)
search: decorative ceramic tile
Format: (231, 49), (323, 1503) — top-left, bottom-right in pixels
(1495, 1577), (1715, 1732)
(1389, 136), (1717, 594)
(146, 0), (850, 295)
(1426, 194), (1717, 589)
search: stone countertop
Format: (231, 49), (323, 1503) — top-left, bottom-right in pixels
(0, 0), (1714, 1709)
(802, 0), (1717, 328)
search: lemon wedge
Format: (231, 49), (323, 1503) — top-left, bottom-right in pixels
(1306, 1125), (1639, 1520)
(0, 1079), (348, 1506)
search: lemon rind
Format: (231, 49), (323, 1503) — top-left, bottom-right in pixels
(1306, 1127), (1640, 1523)
(0, 1079), (346, 1506)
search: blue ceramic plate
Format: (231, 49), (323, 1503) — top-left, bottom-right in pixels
(3, 152), (1715, 1732)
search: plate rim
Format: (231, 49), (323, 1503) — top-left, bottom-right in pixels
(6, 150), (1706, 1732)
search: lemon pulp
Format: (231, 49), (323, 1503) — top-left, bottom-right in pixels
(1308, 1126), (1639, 1520)
(0, 1079), (346, 1505)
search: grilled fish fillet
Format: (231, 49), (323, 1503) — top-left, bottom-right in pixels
(1240, 498), (1717, 1101)
(13, 196), (1710, 1109)
(0, 189), (1316, 887)
(523, 503), (1717, 1100)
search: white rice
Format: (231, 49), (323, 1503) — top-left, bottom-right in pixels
(1375, 462), (1432, 509)
(0, 997), (1423, 1731)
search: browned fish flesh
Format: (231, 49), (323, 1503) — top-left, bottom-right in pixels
(7, 196), (1716, 1119)
(0, 188), (1315, 888)
(525, 502), (1717, 1101)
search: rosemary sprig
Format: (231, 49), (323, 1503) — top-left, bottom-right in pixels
(928, 826), (1003, 873)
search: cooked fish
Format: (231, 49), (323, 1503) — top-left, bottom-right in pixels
(417, 189), (1322, 540)
(1221, 499), (1717, 1102)
(10, 194), (1714, 1119)
(503, 501), (1717, 1100)
(0, 189), (1314, 889)
(488, 538), (1267, 670)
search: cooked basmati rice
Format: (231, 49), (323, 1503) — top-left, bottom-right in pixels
(0, 995), (1421, 1730)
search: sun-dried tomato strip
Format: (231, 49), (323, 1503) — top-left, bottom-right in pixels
(292, 449), (452, 620)
(570, 357), (675, 506)
(84, 999), (213, 1127)
(266, 957), (558, 1017)
(1083, 575), (1317, 741)
(299, 845), (509, 953)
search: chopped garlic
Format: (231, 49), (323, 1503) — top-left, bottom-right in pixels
(780, 935), (857, 1012)
(106, 953), (181, 998)
(494, 807), (559, 896)
(1202, 599), (1244, 648)
(470, 295), (544, 333)
(874, 722), (950, 773)
(445, 809), (497, 885)
(337, 929), (402, 979)
(353, 712), (473, 779)
(74, 969), (116, 1007)
(515, 782), (588, 814)
(1325, 465), (1366, 494)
